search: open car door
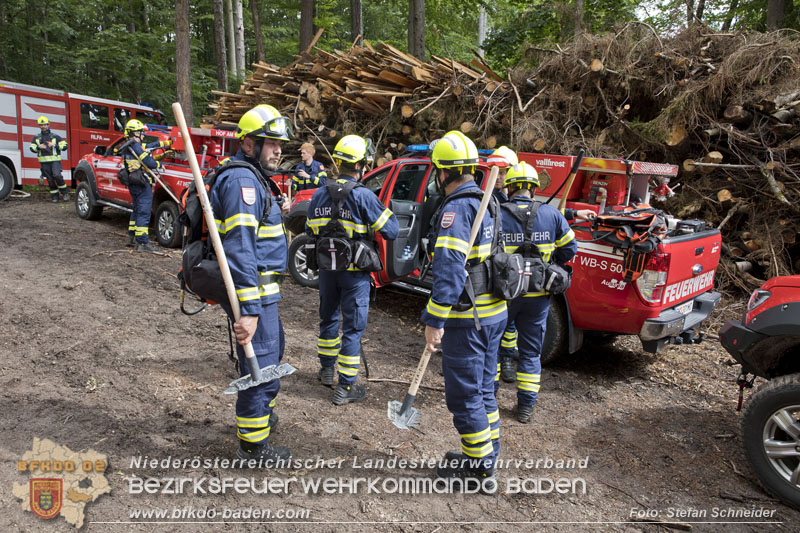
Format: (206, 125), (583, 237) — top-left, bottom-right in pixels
(382, 162), (433, 281)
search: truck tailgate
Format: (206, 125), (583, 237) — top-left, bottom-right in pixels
(659, 229), (721, 306)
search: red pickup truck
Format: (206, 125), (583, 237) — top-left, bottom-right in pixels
(72, 126), (291, 247)
(285, 150), (721, 363)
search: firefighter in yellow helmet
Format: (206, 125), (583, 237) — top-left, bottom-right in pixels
(211, 104), (293, 464)
(305, 135), (398, 404)
(29, 116), (69, 202)
(421, 131), (504, 493)
(120, 119), (171, 251)
(497, 162), (576, 422)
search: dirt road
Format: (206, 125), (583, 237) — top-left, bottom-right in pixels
(1, 195), (798, 531)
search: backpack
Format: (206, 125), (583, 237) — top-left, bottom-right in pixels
(177, 160), (274, 309)
(504, 201), (572, 295)
(313, 180), (382, 272)
(591, 205), (668, 283)
(431, 189), (526, 328)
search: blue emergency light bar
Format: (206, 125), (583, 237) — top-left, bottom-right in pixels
(146, 124), (171, 132)
(406, 143), (493, 155)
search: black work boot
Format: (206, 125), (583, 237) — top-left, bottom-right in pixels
(136, 242), (156, 253)
(517, 404), (534, 424)
(50, 195), (58, 203)
(332, 383), (366, 405)
(126, 234), (136, 247)
(235, 441), (291, 466)
(435, 452), (497, 495)
(61, 191), (70, 201)
(268, 412), (279, 434)
(317, 366), (335, 387)
(500, 356), (515, 383)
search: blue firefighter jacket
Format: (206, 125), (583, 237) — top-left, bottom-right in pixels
(421, 181), (508, 329)
(500, 196), (577, 297)
(304, 174), (399, 268)
(209, 150), (288, 316)
(29, 131), (67, 163)
(121, 139), (169, 182)
(293, 159), (327, 192)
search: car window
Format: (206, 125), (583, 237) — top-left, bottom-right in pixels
(135, 110), (166, 126)
(114, 109), (131, 132)
(81, 103), (109, 129)
(391, 164), (428, 202)
(361, 165), (392, 195)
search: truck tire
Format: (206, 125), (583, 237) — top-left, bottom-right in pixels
(742, 373), (800, 509)
(0, 161), (14, 201)
(75, 182), (103, 220)
(541, 296), (569, 366)
(288, 234), (319, 289)
(155, 201), (181, 248)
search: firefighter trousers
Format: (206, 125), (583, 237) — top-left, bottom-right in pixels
(223, 301), (285, 446)
(128, 183), (153, 244)
(505, 295), (550, 407)
(317, 269), (371, 386)
(441, 321), (504, 471)
(41, 161), (67, 199)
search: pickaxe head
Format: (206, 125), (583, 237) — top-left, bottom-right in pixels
(224, 363), (297, 395)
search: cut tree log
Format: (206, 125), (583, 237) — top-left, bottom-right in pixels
(666, 124), (687, 146)
(485, 136), (497, 149)
(590, 58), (604, 73)
(533, 139), (546, 151)
(400, 104), (414, 118)
(717, 189), (733, 204)
(460, 121), (474, 133)
(723, 105), (752, 123)
(700, 151), (724, 174)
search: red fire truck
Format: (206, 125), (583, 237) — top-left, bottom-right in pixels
(0, 79), (166, 201)
(284, 149), (721, 362)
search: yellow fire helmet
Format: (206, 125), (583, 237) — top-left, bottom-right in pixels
(504, 161), (540, 189)
(332, 134), (375, 164)
(493, 145), (518, 166)
(235, 104), (292, 141)
(431, 131), (479, 170)
(124, 119), (147, 136)
(37, 116), (49, 125)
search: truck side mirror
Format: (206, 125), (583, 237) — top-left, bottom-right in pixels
(94, 145), (107, 156)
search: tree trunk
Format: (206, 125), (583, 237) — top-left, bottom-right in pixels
(687, 0), (695, 26)
(477, 7), (486, 58)
(722, 0), (738, 31)
(409, 0), (425, 60)
(233, 0), (245, 76)
(300, 0), (314, 53)
(224, 0), (236, 77)
(351, 0), (363, 42)
(175, 0), (193, 126)
(213, 0), (228, 91)
(696, 0), (706, 21)
(574, 0), (584, 37)
(767, 0), (785, 30)
(250, 0), (265, 62)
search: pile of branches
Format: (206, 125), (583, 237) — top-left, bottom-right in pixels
(207, 25), (800, 291)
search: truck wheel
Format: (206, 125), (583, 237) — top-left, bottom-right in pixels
(0, 161), (14, 202)
(541, 297), (569, 366)
(155, 201), (181, 248)
(288, 234), (319, 289)
(75, 182), (103, 220)
(742, 373), (800, 509)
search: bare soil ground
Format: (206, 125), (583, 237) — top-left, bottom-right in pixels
(1, 194), (799, 532)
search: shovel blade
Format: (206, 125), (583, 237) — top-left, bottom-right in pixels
(224, 363), (297, 395)
(387, 399), (420, 430)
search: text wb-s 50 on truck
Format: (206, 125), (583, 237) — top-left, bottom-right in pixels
(285, 149), (722, 364)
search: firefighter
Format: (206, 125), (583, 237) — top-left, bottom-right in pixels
(210, 104), (293, 463)
(29, 116), (69, 202)
(491, 145), (520, 384)
(292, 142), (327, 192)
(305, 135), (398, 405)
(498, 162), (577, 423)
(121, 119), (170, 252)
(421, 131), (505, 491)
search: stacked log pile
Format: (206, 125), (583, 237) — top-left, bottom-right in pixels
(207, 25), (800, 290)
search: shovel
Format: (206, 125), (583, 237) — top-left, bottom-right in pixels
(388, 159), (507, 429)
(171, 102), (296, 395)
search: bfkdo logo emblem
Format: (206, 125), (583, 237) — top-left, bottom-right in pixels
(30, 478), (62, 519)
